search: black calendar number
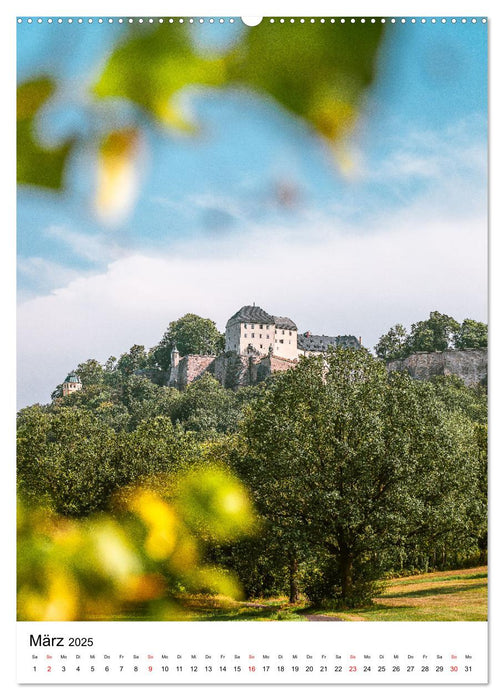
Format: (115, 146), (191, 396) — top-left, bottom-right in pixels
(69, 637), (93, 647)
(407, 666), (414, 672)
(162, 666), (169, 672)
(392, 666), (400, 672)
(334, 665), (342, 672)
(378, 666), (386, 672)
(363, 666), (371, 672)
(422, 666), (429, 672)
(306, 665), (314, 672)
(465, 666), (472, 672)
(436, 666), (444, 672)
(191, 666), (198, 672)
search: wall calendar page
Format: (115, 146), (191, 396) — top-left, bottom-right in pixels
(15, 7), (489, 689)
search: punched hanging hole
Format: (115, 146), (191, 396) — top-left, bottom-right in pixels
(241, 17), (263, 26)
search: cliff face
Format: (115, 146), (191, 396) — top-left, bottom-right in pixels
(387, 348), (487, 386)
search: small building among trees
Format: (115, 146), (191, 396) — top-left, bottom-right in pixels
(62, 373), (82, 397)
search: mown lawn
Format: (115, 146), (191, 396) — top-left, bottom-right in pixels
(187, 566), (487, 622)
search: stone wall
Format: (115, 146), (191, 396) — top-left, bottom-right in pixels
(175, 355), (216, 390)
(169, 351), (299, 391)
(387, 348), (487, 387)
(214, 353), (252, 388)
(260, 354), (298, 375)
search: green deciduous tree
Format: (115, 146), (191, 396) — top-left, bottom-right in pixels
(17, 405), (202, 517)
(75, 358), (105, 386)
(408, 311), (460, 353)
(116, 344), (150, 375)
(454, 319), (488, 349)
(374, 323), (408, 361)
(153, 314), (225, 370)
(375, 312), (487, 361)
(170, 374), (239, 437)
(232, 349), (483, 607)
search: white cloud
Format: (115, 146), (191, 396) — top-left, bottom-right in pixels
(17, 207), (487, 408)
(17, 257), (79, 300)
(361, 124), (486, 196)
(45, 224), (126, 263)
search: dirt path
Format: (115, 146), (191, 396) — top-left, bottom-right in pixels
(303, 614), (343, 621)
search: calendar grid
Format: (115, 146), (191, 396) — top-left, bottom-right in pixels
(18, 621), (488, 684)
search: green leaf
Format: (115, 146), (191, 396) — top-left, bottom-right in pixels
(93, 24), (227, 130)
(228, 19), (385, 141)
(17, 77), (74, 190)
(93, 21), (385, 145)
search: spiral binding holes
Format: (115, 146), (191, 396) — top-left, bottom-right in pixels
(17, 16), (488, 25)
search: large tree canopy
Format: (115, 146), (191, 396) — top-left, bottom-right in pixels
(233, 349), (484, 606)
(153, 313), (225, 370)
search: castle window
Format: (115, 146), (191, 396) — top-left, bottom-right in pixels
(251, 324), (255, 329)
(244, 333), (247, 338)
(259, 333), (262, 338)
(244, 323), (248, 329)
(289, 331), (292, 336)
(266, 325), (270, 329)
(260, 344), (263, 349)
(282, 330), (285, 335)
(251, 333), (255, 338)
(279, 339), (284, 344)
(259, 324), (263, 329)
(266, 334), (269, 339)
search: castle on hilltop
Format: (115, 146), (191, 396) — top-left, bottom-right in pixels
(169, 304), (361, 390)
(59, 304), (361, 396)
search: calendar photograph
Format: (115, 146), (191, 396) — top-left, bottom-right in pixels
(16, 14), (488, 684)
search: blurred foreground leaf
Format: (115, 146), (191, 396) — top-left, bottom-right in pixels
(18, 21), (386, 215)
(17, 78), (74, 189)
(93, 24), (227, 130)
(17, 465), (256, 621)
(95, 127), (142, 223)
(228, 19), (385, 142)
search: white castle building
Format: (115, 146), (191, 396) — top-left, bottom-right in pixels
(225, 304), (360, 360)
(225, 305), (299, 360)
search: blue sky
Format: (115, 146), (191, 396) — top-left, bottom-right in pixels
(17, 18), (488, 407)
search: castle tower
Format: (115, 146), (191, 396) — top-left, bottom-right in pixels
(62, 372), (82, 397)
(171, 344), (180, 369)
(168, 345), (180, 388)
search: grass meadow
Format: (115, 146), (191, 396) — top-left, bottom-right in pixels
(184, 566), (488, 622)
